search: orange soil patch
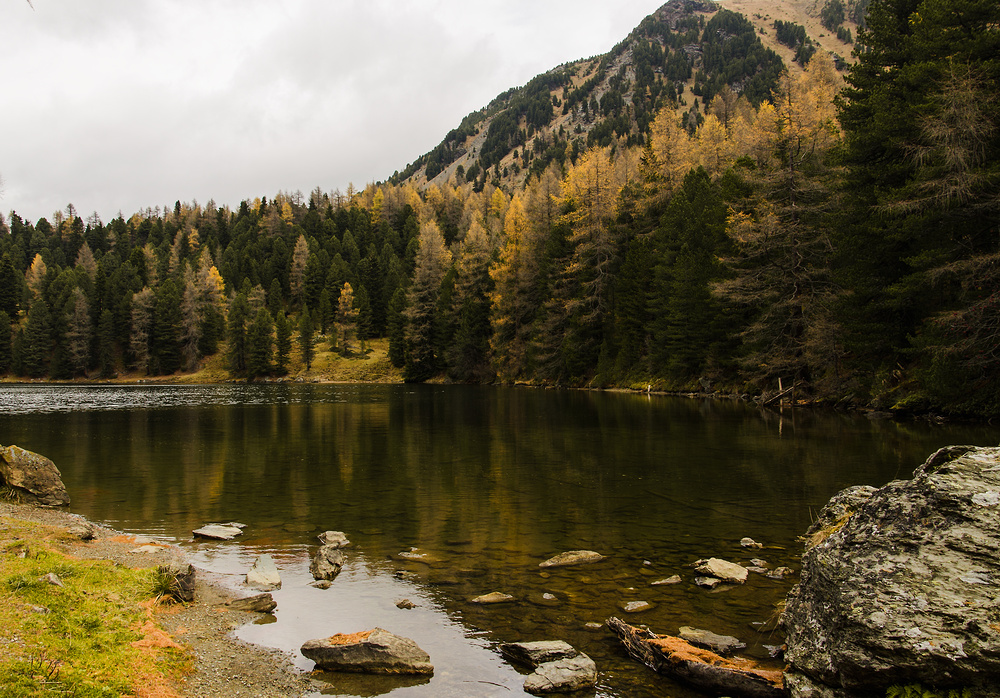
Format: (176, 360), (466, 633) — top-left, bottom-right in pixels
(326, 630), (374, 645)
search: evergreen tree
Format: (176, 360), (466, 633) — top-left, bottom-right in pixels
(298, 304), (315, 370)
(98, 308), (115, 378)
(355, 285), (372, 353)
(246, 307), (274, 378)
(387, 288), (408, 368)
(404, 221), (452, 380)
(0, 311), (11, 374)
(0, 253), (20, 319)
(152, 278), (183, 375)
(274, 310), (292, 375)
(22, 299), (51, 378)
(227, 292), (251, 374)
(66, 287), (92, 377)
(130, 287), (155, 374)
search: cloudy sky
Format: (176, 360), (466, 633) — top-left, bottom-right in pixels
(1, 0), (662, 224)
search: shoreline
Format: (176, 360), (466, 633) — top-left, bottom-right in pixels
(0, 499), (313, 698)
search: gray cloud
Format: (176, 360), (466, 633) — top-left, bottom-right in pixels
(1, 0), (659, 223)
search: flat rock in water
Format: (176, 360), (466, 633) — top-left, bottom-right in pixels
(0, 444), (70, 507)
(471, 591), (515, 604)
(317, 530), (351, 548)
(301, 627), (433, 675)
(741, 537), (764, 549)
(523, 653), (598, 695)
(539, 550), (605, 568)
(678, 626), (747, 655)
(192, 524), (243, 540)
(783, 446), (1000, 696)
(619, 600), (655, 613)
(651, 575), (682, 585)
(228, 592), (277, 613)
(246, 554), (281, 590)
(310, 545), (345, 581)
(500, 640), (579, 668)
(395, 598), (416, 609)
(694, 576), (722, 589)
(694, 558), (748, 584)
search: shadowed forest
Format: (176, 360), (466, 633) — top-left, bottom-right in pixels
(0, 0), (997, 416)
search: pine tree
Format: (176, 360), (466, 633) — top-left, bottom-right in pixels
(246, 307), (274, 378)
(387, 288), (408, 368)
(97, 308), (115, 378)
(0, 311), (11, 374)
(130, 287), (155, 374)
(227, 292), (250, 374)
(274, 311), (292, 375)
(152, 278), (183, 375)
(0, 253), (20, 319)
(404, 221), (452, 380)
(66, 287), (92, 377)
(298, 304), (315, 370)
(22, 299), (51, 378)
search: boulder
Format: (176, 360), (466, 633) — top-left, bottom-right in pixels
(741, 537), (764, 549)
(619, 600), (654, 613)
(651, 575), (682, 585)
(694, 558), (748, 584)
(678, 626), (746, 655)
(310, 545), (345, 581)
(608, 617), (785, 698)
(301, 627), (433, 675)
(192, 524), (243, 540)
(783, 446), (1000, 697)
(0, 445), (70, 506)
(523, 653), (598, 694)
(538, 550), (605, 568)
(500, 640), (597, 695)
(67, 521), (98, 540)
(317, 530), (351, 548)
(246, 554), (281, 590)
(228, 592), (277, 613)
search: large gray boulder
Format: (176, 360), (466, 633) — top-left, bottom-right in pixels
(310, 545), (345, 581)
(301, 627), (433, 675)
(783, 446), (1000, 697)
(500, 640), (597, 694)
(0, 445), (70, 506)
(246, 554), (281, 590)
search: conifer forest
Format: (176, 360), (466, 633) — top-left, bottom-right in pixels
(1, 0), (997, 416)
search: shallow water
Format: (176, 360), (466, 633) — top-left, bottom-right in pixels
(2, 384), (997, 696)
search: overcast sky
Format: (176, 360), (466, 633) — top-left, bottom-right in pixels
(1, 0), (662, 224)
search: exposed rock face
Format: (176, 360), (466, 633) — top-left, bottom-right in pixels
(310, 545), (345, 581)
(0, 445), (70, 506)
(301, 628), (433, 675)
(538, 550), (605, 568)
(783, 446), (1000, 697)
(500, 640), (597, 694)
(246, 554), (281, 590)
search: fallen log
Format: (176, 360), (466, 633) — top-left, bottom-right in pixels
(606, 617), (786, 698)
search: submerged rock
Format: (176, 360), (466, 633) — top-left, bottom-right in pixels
(619, 600), (655, 613)
(471, 591), (515, 604)
(310, 545), (345, 581)
(538, 550), (605, 568)
(783, 446), (1000, 696)
(246, 554), (281, 590)
(741, 537), (764, 549)
(500, 640), (579, 667)
(301, 627), (433, 675)
(651, 575), (682, 585)
(0, 444), (70, 507)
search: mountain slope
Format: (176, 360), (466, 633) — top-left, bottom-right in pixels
(389, 0), (858, 193)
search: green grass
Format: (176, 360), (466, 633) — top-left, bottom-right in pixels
(0, 518), (189, 697)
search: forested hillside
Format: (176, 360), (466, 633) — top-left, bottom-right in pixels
(1, 0), (997, 416)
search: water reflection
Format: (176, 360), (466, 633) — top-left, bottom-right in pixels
(1, 385), (997, 696)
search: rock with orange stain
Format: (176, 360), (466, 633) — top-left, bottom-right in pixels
(301, 628), (433, 675)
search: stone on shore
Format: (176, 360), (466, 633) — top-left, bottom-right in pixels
(67, 521), (98, 540)
(783, 446), (1000, 697)
(538, 550), (605, 568)
(157, 563), (195, 603)
(246, 554), (281, 590)
(192, 524), (243, 540)
(301, 628), (433, 675)
(694, 558), (748, 584)
(317, 530), (351, 548)
(678, 626), (746, 655)
(228, 592), (277, 613)
(310, 545), (345, 581)
(0, 445), (70, 507)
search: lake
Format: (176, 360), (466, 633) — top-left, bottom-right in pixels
(2, 384), (997, 696)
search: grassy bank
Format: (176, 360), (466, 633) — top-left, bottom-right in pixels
(0, 516), (188, 697)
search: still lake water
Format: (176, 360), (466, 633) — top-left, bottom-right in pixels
(2, 384), (998, 696)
